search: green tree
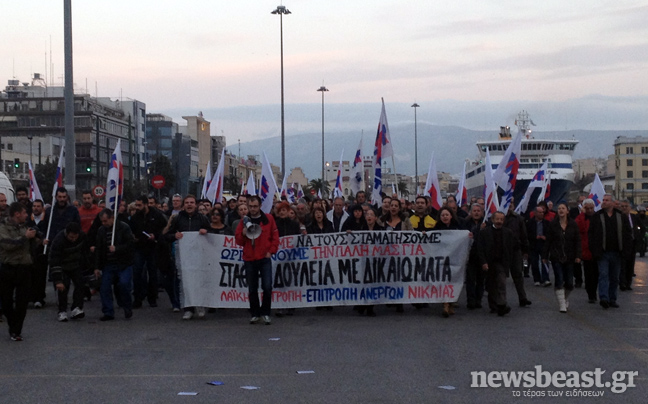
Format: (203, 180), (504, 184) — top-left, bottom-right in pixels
(34, 157), (58, 201)
(397, 181), (410, 198)
(148, 154), (176, 196)
(308, 178), (330, 198)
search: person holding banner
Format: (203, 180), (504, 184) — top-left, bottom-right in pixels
(235, 195), (279, 325)
(342, 205), (369, 232)
(327, 197), (349, 232)
(382, 199), (413, 231)
(306, 207), (334, 234)
(163, 195), (210, 319)
(409, 196), (437, 232)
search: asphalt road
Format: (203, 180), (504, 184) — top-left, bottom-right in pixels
(1, 257), (646, 404)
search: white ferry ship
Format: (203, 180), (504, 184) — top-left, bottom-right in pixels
(464, 111), (578, 207)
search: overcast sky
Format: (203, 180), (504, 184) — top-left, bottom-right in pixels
(2, 1), (647, 142)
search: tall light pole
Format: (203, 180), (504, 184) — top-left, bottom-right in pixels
(272, 5), (291, 177)
(27, 134), (33, 164)
(411, 103), (420, 195)
(317, 86), (328, 184)
(64, 0), (76, 194)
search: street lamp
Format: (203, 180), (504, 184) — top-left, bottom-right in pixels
(317, 86), (328, 185)
(271, 4), (291, 177)
(27, 134), (33, 164)
(411, 103), (420, 195)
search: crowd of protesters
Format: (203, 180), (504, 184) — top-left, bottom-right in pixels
(0, 185), (645, 340)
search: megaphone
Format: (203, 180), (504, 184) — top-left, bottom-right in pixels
(243, 216), (262, 240)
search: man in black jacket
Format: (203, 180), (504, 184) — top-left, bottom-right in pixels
(526, 206), (551, 287)
(130, 195), (168, 308)
(477, 211), (518, 316)
(164, 195), (209, 320)
(619, 199), (639, 291)
(504, 203), (532, 307)
(589, 194), (633, 309)
(462, 204), (485, 309)
(94, 209), (135, 321)
(49, 222), (90, 322)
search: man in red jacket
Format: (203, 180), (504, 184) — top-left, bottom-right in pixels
(235, 195), (279, 325)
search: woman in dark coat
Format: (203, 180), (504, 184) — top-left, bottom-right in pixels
(542, 202), (582, 313)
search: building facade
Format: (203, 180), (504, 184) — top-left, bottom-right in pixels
(0, 76), (145, 195)
(614, 136), (648, 205)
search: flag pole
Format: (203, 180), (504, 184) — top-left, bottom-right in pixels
(42, 194), (56, 254)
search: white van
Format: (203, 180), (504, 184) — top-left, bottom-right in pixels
(0, 172), (15, 203)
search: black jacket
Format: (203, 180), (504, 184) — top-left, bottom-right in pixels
(274, 217), (301, 237)
(163, 210), (210, 243)
(307, 220), (334, 234)
(477, 225), (518, 276)
(526, 218), (550, 252)
(542, 218), (582, 263)
(42, 203), (81, 241)
(130, 207), (168, 250)
(95, 220), (135, 270)
(588, 209), (633, 260)
(504, 212), (529, 254)
(49, 230), (91, 284)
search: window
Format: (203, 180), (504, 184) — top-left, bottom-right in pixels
(627, 183), (634, 190)
(627, 159), (633, 166)
(7, 143), (12, 151)
(642, 147), (648, 154)
(644, 171), (648, 178)
(643, 183), (648, 190)
(626, 147), (634, 154)
(628, 171), (634, 178)
(643, 159), (648, 166)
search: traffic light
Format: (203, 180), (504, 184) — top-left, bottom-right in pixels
(85, 164), (92, 173)
(13, 158), (19, 168)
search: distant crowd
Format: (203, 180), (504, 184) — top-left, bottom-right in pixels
(0, 186), (645, 340)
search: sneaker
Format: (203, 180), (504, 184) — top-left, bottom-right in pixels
(99, 315), (115, 321)
(34, 301), (43, 309)
(197, 307), (206, 318)
(57, 312), (68, 322)
(534, 282), (541, 286)
(543, 281), (552, 287)
(70, 308), (85, 320)
(172, 307), (181, 313)
(182, 311), (193, 320)
(249, 316), (260, 324)
(10, 334), (23, 342)
(262, 315), (271, 325)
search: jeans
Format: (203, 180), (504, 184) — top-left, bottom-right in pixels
(100, 264), (133, 317)
(0, 264), (31, 336)
(56, 270), (85, 313)
(133, 249), (158, 304)
(552, 261), (574, 290)
(530, 249), (550, 283)
(245, 258), (273, 317)
(597, 251), (621, 302)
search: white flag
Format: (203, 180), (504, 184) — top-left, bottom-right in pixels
(245, 171), (256, 195)
(423, 153), (443, 211)
(456, 162), (467, 207)
(106, 140), (123, 211)
(515, 161), (548, 214)
(351, 135), (364, 195)
(200, 160), (212, 199)
(28, 161), (43, 202)
(493, 130), (522, 213)
(588, 173), (606, 212)
(484, 149), (499, 220)
(260, 152), (278, 214)
(205, 149), (225, 204)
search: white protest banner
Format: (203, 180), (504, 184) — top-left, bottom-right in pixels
(176, 231), (471, 309)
